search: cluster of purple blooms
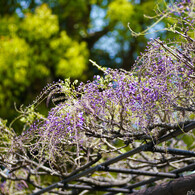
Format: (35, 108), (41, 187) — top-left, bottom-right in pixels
(18, 0), (194, 167)
(23, 39), (193, 159)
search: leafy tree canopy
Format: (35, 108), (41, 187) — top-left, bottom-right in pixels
(0, 3), (88, 120)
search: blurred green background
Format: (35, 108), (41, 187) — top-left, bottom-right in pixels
(0, 0), (167, 123)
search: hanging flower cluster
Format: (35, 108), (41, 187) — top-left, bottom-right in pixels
(13, 0), (195, 173)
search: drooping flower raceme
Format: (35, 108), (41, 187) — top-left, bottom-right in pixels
(16, 0), (195, 174)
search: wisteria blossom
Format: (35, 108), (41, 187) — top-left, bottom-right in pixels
(0, 0), (194, 194)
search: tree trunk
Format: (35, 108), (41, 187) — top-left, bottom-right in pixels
(131, 173), (195, 195)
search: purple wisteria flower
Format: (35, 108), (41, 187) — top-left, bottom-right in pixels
(14, 0), (195, 173)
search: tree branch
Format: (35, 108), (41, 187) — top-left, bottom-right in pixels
(130, 173), (195, 195)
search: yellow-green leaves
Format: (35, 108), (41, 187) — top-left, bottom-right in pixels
(51, 31), (88, 79)
(182, 134), (195, 149)
(0, 4), (89, 120)
(107, 0), (134, 26)
(0, 36), (29, 107)
(22, 4), (59, 40)
(20, 105), (45, 126)
(189, 113), (195, 120)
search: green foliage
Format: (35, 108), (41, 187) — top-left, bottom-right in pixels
(182, 134), (194, 148)
(0, 4), (88, 121)
(51, 31), (88, 78)
(22, 4), (59, 40)
(107, 0), (134, 26)
(0, 36), (30, 108)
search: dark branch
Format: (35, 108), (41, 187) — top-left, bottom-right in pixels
(130, 173), (195, 195)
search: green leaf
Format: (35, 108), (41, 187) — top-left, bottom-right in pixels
(182, 134), (194, 147)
